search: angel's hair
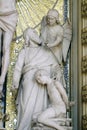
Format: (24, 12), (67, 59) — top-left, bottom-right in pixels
(47, 9), (60, 24)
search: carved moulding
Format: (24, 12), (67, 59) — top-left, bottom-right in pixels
(82, 115), (87, 130)
(81, 27), (87, 44)
(82, 85), (87, 129)
(81, 1), (87, 18)
(82, 85), (87, 102)
(81, 56), (87, 72)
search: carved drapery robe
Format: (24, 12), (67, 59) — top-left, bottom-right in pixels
(13, 45), (63, 130)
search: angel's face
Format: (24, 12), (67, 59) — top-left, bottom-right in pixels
(47, 15), (56, 26)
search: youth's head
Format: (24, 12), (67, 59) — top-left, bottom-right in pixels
(46, 9), (59, 26)
(35, 69), (49, 85)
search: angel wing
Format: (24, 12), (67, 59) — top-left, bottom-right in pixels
(62, 19), (72, 62)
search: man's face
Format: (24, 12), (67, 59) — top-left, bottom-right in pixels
(47, 15), (56, 26)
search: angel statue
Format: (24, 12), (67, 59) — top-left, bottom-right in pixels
(0, 0), (18, 93)
(40, 9), (72, 88)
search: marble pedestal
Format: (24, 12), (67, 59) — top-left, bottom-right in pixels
(31, 121), (73, 130)
(32, 125), (73, 130)
(0, 128), (6, 130)
(31, 118), (73, 130)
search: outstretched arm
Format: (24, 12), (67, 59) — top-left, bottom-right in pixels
(12, 49), (25, 89)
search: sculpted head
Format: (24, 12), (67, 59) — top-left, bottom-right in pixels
(23, 27), (41, 46)
(35, 69), (49, 85)
(46, 9), (59, 26)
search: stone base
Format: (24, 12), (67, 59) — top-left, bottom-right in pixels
(32, 125), (56, 130)
(32, 125), (73, 130)
(31, 123), (73, 130)
(0, 128), (6, 130)
(31, 118), (73, 130)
